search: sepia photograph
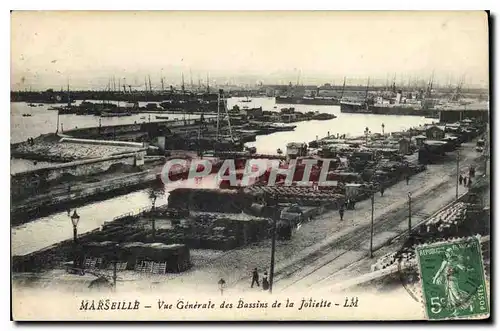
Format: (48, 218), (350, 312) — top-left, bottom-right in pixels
(9, 10), (490, 321)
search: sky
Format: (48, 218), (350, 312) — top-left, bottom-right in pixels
(10, 11), (489, 90)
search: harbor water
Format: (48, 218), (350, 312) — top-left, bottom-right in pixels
(11, 175), (219, 256)
(227, 97), (437, 154)
(10, 100), (208, 144)
(11, 97), (436, 256)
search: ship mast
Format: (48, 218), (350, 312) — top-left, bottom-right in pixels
(426, 70), (435, 98)
(451, 74), (465, 102)
(364, 77), (370, 101)
(216, 88), (220, 141)
(215, 89), (233, 142)
(181, 73), (185, 94)
(340, 76), (346, 100)
(206, 73), (210, 93)
(392, 73), (396, 94)
(224, 90), (234, 142)
(66, 78), (71, 108)
(148, 75), (153, 93)
(56, 108), (60, 134)
(190, 69), (194, 90)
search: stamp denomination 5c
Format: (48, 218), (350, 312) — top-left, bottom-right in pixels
(415, 236), (489, 320)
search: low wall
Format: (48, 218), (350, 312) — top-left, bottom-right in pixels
(64, 123), (143, 138)
(11, 169), (160, 224)
(62, 118), (221, 143)
(59, 137), (145, 148)
(11, 151), (147, 199)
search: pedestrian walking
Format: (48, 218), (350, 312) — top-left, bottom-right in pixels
(380, 187), (385, 197)
(463, 177), (468, 187)
(469, 166), (476, 178)
(459, 174), (463, 185)
(251, 268), (260, 288)
(262, 272), (269, 291)
(467, 177), (472, 188)
(406, 175), (410, 185)
(339, 205), (345, 221)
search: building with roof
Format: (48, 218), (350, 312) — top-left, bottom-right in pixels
(438, 102), (489, 123)
(425, 125), (446, 140)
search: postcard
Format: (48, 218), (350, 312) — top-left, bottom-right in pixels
(10, 10), (490, 321)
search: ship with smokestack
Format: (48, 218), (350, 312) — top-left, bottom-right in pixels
(275, 71), (342, 105)
(275, 94), (341, 105)
(340, 74), (440, 117)
(340, 78), (374, 113)
(367, 73), (439, 117)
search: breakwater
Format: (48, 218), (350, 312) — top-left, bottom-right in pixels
(11, 166), (163, 225)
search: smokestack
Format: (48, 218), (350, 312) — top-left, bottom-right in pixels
(396, 90), (403, 104)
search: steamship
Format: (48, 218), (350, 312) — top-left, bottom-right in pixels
(367, 90), (438, 117)
(339, 99), (372, 113)
(275, 95), (340, 105)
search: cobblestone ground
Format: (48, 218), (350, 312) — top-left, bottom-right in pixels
(12, 141), (484, 296)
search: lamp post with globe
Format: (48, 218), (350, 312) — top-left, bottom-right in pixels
(70, 210), (80, 267)
(364, 127), (370, 145)
(218, 278), (226, 295)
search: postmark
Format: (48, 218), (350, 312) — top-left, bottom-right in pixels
(415, 236), (489, 320)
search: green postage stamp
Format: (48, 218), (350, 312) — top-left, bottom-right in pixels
(415, 236), (489, 320)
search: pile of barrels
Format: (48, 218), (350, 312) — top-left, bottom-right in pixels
(246, 186), (345, 207)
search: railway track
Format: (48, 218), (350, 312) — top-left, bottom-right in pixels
(273, 154), (480, 291)
(274, 179), (454, 290)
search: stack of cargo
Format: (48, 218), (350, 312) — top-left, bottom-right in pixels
(371, 199), (487, 272)
(81, 241), (191, 273)
(83, 241), (119, 262)
(244, 186), (345, 208)
(193, 211), (269, 248)
(167, 188), (254, 213)
(121, 242), (190, 273)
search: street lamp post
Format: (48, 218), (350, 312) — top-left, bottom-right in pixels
(113, 243), (119, 291)
(408, 193), (412, 236)
(381, 123), (385, 136)
(218, 278), (226, 296)
(369, 193), (375, 258)
(149, 192), (157, 240)
(268, 210), (277, 294)
(70, 210), (80, 243)
(70, 210), (80, 267)
(456, 149), (460, 199)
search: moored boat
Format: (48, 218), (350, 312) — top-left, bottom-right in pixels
(100, 111), (132, 117)
(340, 100), (371, 113)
